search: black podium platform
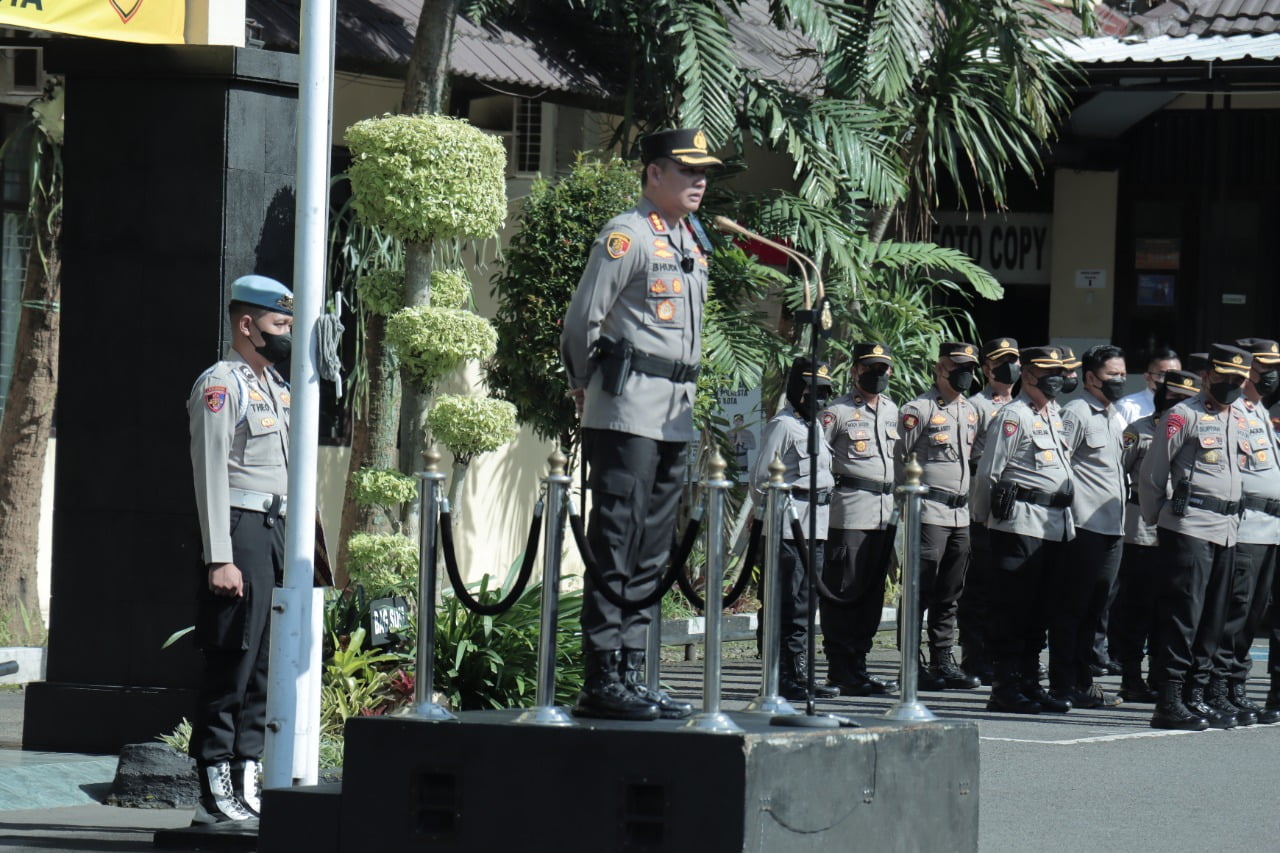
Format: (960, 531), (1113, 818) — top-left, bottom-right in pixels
(259, 709), (979, 853)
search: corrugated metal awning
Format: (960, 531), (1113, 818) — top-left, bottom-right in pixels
(1051, 32), (1280, 63)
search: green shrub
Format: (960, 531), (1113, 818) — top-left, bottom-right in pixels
(385, 306), (497, 389)
(345, 113), (507, 242)
(319, 627), (404, 740)
(429, 268), (471, 309)
(426, 394), (518, 464)
(350, 467), (419, 508)
(355, 268), (404, 317)
(346, 533), (418, 598)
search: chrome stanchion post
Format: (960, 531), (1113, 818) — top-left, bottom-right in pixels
(514, 450), (576, 727)
(885, 453), (936, 721)
(413, 449), (456, 720)
(687, 451), (744, 733)
(746, 455), (799, 716)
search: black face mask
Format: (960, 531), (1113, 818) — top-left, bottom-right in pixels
(1255, 370), (1280, 396)
(1035, 374), (1065, 399)
(1060, 374), (1079, 395)
(1099, 377), (1126, 403)
(254, 327), (292, 364)
(858, 371), (889, 395)
(992, 361), (1021, 385)
(793, 391), (830, 422)
(947, 368), (975, 395)
(1153, 386), (1176, 414)
(1211, 381), (1243, 407)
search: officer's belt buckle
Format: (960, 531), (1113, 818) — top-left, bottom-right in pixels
(229, 487), (288, 518)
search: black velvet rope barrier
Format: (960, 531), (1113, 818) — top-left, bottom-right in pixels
(790, 514), (897, 607)
(568, 505), (703, 611)
(674, 515), (762, 612)
(438, 501), (543, 616)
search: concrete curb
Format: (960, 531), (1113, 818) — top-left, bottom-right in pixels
(0, 647), (46, 686)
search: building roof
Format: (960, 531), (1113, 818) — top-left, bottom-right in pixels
(1060, 31), (1280, 62)
(1132, 0), (1280, 37)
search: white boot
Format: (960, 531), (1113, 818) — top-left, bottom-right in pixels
(193, 761), (255, 824)
(232, 758), (262, 817)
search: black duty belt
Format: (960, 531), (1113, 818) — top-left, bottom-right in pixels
(923, 487), (968, 508)
(792, 487), (833, 506)
(630, 351), (700, 383)
(834, 474), (893, 495)
(1243, 495), (1280, 517)
(1013, 485), (1073, 509)
(1187, 494), (1241, 516)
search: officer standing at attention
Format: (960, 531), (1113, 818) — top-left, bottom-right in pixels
(1112, 370), (1201, 703)
(959, 337), (1020, 684)
(1056, 344), (1127, 709)
(1212, 338), (1280, 725)
(818, 343), (900, 696)
(971, 346), (1074, 715)
(1139, 343), (1252, 731)
(895, 342), (982, 691)
(750, 359), (840, 701)
(560, 128), (721, 721)
(188, 275), (293, 824)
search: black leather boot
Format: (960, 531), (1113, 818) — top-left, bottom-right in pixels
(987, 665), (1040, 714)
(918, 649), (946, 691)
(620, 649), (692, 719)
(1184, 684), (1236, 729)
(1151, 681), (1208, 731)
(1209, 677), (1252, 726)
(1228, 680), (1269, 725)
(931, 646), (980, 689)
(789, 650), (840, 699)
(573, 650), (660, 721)
(828, 655), (898, 696)
(1023, 678), (1071, 713)
(1119, 662), (1158, 703)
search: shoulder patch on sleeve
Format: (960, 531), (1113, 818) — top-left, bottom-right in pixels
(901, 413), (918, 431)
(1003, 419), (1019, 437)
(821, 411), (835, 428)
(606, 231), (631, 259)
(1122, 431), (1137, 449)
(1166, 412), (1186, 440)
(204, 386), (227, 413)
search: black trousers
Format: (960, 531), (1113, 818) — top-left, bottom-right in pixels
(915, 523), (970, 650)
(581, 428), (688, 653)
(987, 529), (1065, 677)
(1050, 529), (1122, 691)
(1217, 541), (1276, 682)
(1108, 542), (1160, 666)
(759, 537), (819, 660)
(958, 522), (993, 663)
(1151, 530), (1233, 688)
(821, 527), (892, 670)
(190, 508), (284, 766)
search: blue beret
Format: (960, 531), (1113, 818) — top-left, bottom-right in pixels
(231, 274), (293, 316)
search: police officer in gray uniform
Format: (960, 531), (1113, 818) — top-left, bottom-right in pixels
(188, 275), (293, 823)
(959, 337), (1020, 684)
(1214, 338), (1280, 725)
(972, 345), (1075, 715)
(1112, 370), (1201, 702)
(560, 128), (721, 721)
(1056, 344), (1128, 709)
(751, 359), (839, 700)
(818, 342), (900, 695)
(1140, 343), (1252, 731)
(896, 342), (982, 690)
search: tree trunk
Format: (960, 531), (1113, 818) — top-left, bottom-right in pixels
(0, 151), (60, 645)
(400, 0), (461, 116)
(398, 241), (433, 536)
(335, 312), (401, 585)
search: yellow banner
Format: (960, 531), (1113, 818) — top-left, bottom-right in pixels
(0, 1), (185, 45)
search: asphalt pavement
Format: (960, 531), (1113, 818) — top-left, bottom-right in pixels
(1, 647), (1279, 852)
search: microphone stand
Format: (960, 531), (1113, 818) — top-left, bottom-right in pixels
(713, 217), (842, 729)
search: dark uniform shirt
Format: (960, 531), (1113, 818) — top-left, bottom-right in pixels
(821, 392), (898, 530)
(895, 386), (976, 527)
(1139, 393), (1244, 547)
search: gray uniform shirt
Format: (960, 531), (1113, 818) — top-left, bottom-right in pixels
(895, 386), (976, 528)
(1121, 414), (1161, 546)
(750, 403), (834, 541)
(560, 198), (709, 442)
(821, 392), (898, 530)
(1233, 397), (1280, 545)
(189, 351), (291, 564)
(1139, 393), (1243, 547)
(971, 393), (1075, 542)
(1061, 396), (1126, 536)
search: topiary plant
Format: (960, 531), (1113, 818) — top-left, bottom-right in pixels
(346, 532), (419, 599)
(385, 306), (498, 390)
(355, 268), (405, 317)
(344, 113), (507, 242)
(426, 394), (518, 465)
(429, 268), (471, 309)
